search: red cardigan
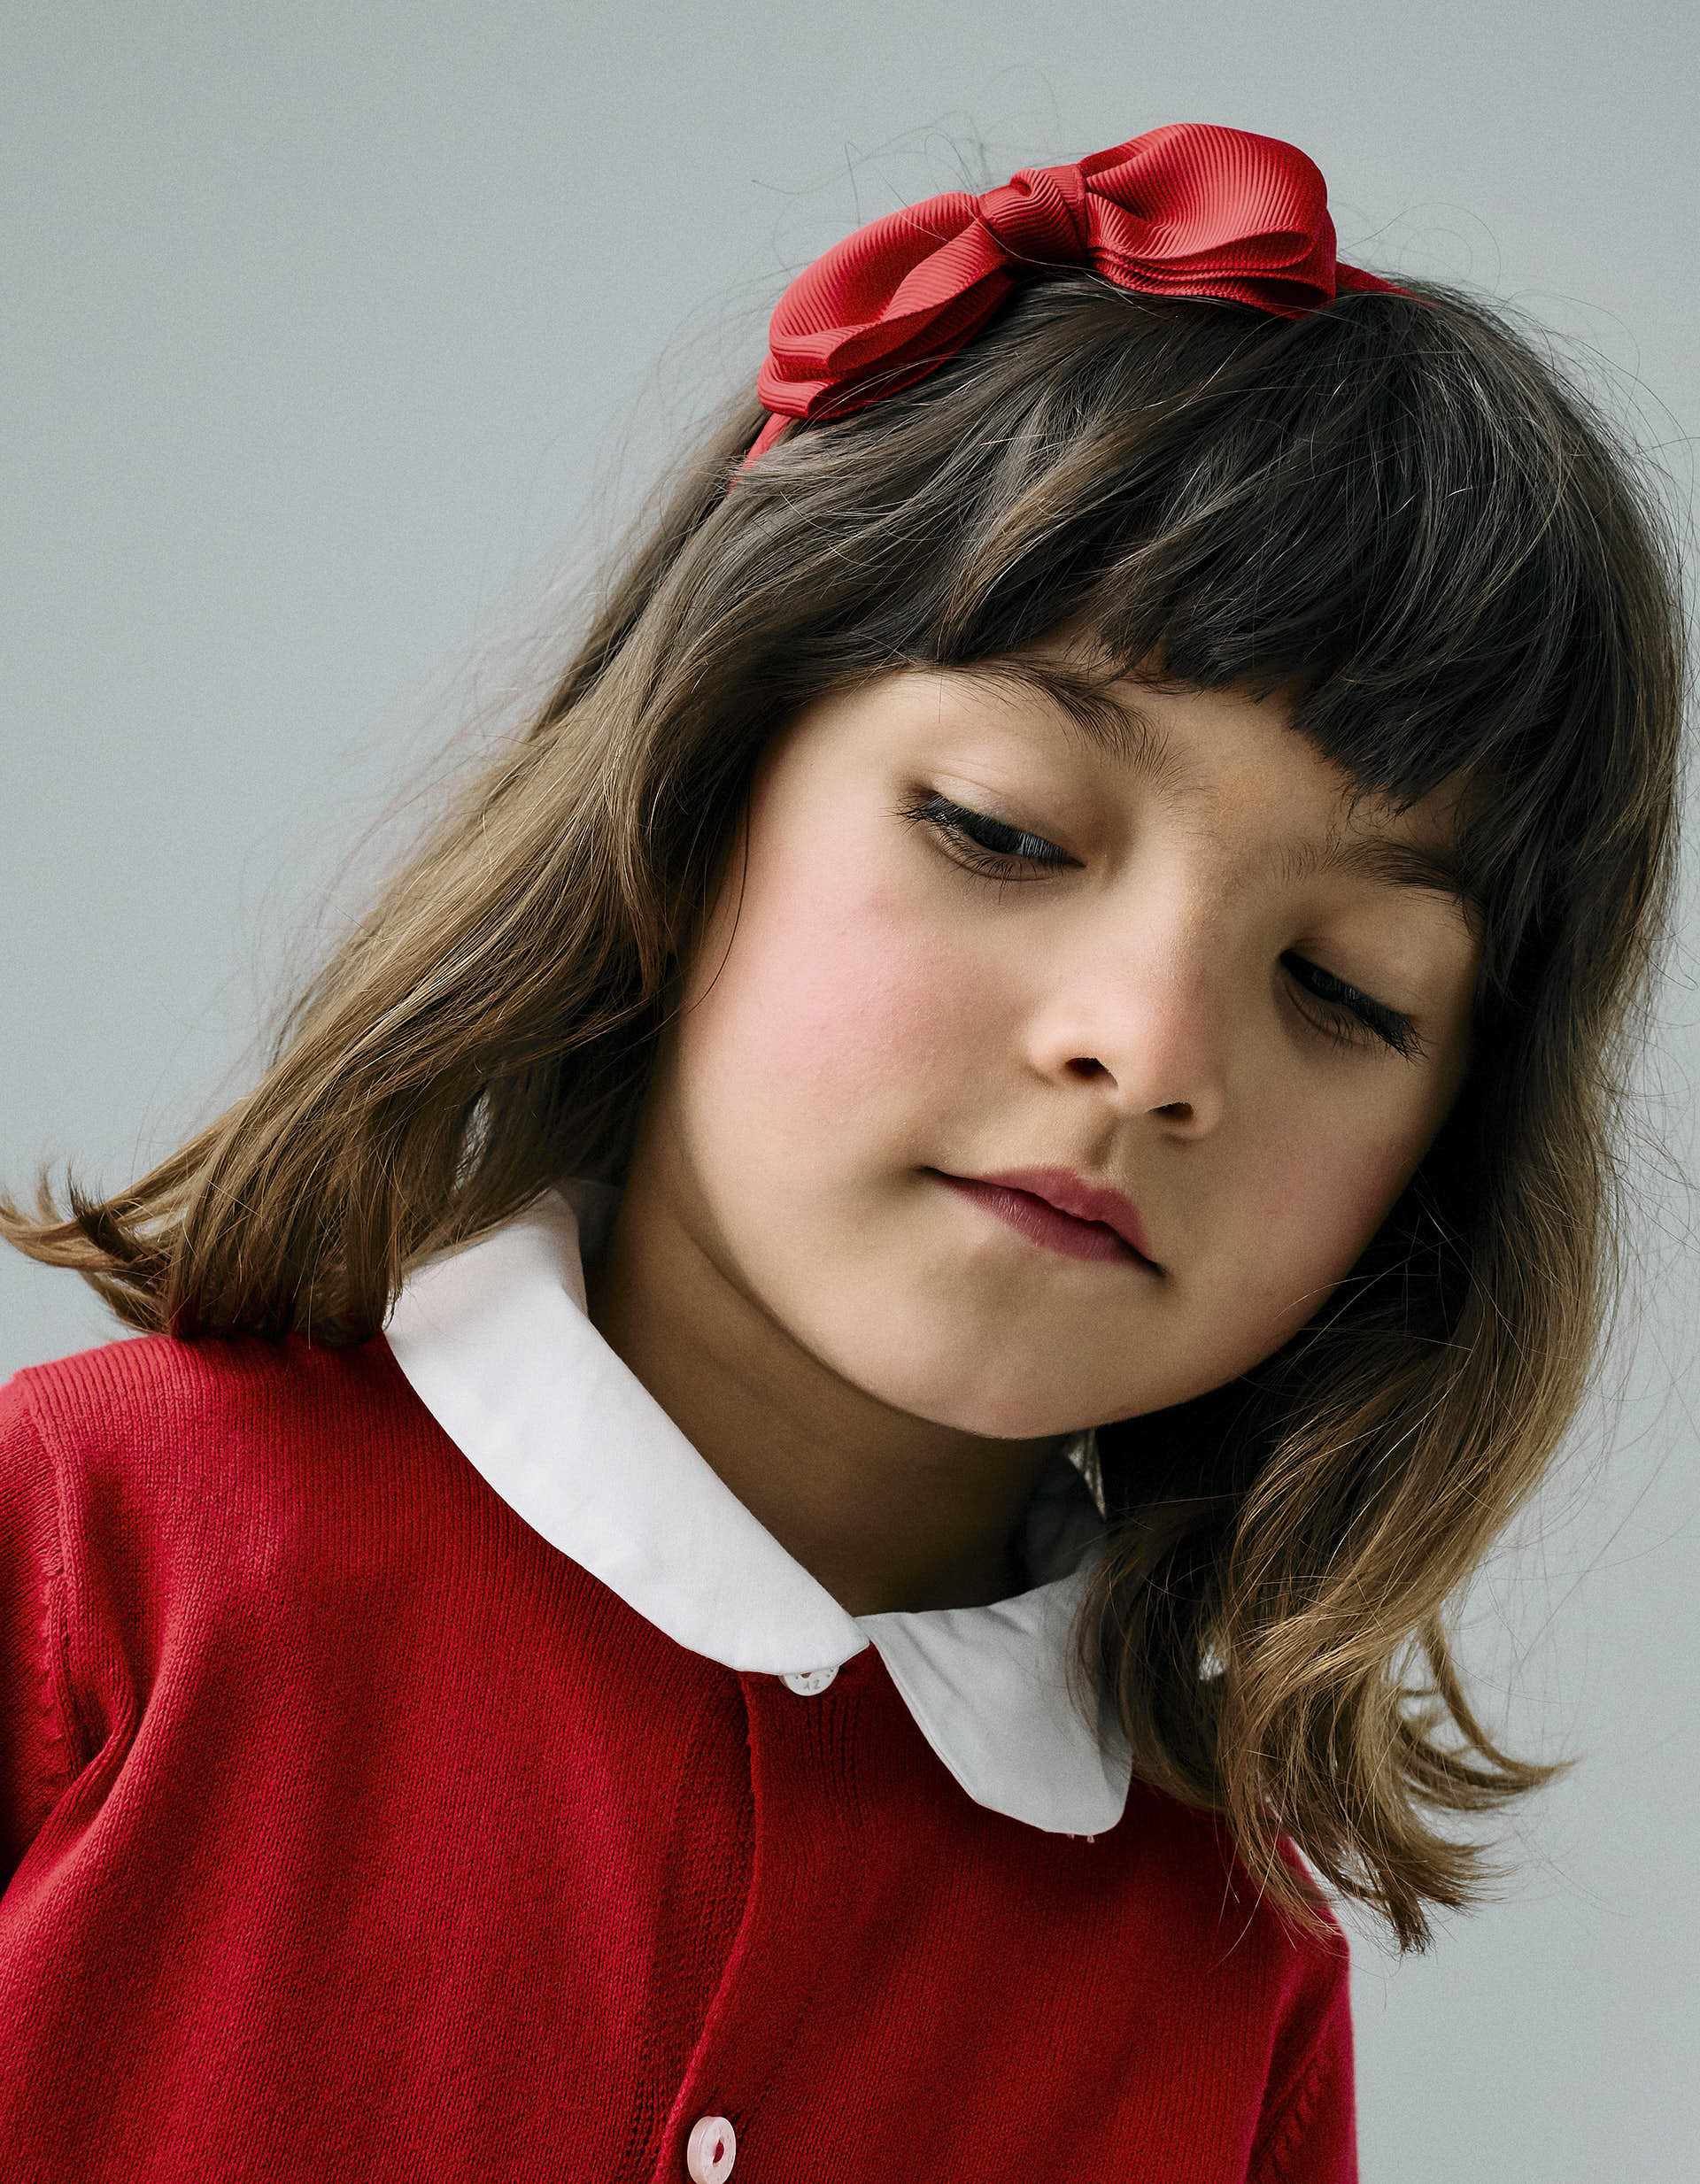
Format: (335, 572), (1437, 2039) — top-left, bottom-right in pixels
(0, 1331), (1355, 2181)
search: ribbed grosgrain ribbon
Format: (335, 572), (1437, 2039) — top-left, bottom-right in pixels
(745, 123), (1399, 463)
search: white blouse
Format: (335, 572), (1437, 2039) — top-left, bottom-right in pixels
(385, 1185), (1132, 1835)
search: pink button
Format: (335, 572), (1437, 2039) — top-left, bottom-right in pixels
(685, 2114), (736, 2182)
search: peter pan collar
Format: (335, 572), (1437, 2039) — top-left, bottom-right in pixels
(383, 1186), (1132, 1835)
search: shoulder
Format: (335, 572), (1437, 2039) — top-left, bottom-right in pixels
(5, 1324), (413, 1462)
(1127, 1784), (1350, 1983)
(1, 1329), (435, 1601)
(2, 1323), (447, 1678)
(3, 1316), (410, 1439)
(0, 1328), (460, 1883)
(1123, 1787), (1355, 2168)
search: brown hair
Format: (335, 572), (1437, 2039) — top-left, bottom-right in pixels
(5, 275), (1685, 1949)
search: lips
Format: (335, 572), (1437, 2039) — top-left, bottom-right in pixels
(932, 1166), (1158, 1269)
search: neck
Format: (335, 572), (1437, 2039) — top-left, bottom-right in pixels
(583, 1183), (1062, 1619)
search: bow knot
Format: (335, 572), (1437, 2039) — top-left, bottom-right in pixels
(747, 124), (1399, 462)
(977, 161), (1093, 265)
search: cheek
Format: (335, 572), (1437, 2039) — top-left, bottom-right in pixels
(677, 853), (978, 1158)
(1233, 1100), (1436, 1333)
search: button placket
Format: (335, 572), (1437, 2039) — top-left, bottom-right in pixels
(662, 1666), (867, 2181)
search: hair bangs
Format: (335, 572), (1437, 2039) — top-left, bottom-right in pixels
(841, 279), (1675, 994)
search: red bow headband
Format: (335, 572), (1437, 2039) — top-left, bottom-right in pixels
(746, 123), (1399, 463)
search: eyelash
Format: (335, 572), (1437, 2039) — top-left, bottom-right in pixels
(900, 791), (1078, 877)
(1279, 954), (1419, 1060)
(900, 790), (1422, 1061)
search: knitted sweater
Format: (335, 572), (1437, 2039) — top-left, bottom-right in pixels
(0, 1293), (1354, 2180)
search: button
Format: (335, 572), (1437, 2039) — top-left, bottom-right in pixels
(781, 1664), (838, 1695)
(685, 2114), (736, 2182)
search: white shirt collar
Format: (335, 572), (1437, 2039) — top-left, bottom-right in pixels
(383, 1187), (1131, 1835)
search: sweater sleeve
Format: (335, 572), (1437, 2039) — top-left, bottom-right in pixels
(0, 1375), (79, 1891)
(1248, 1929), (1357, 2184)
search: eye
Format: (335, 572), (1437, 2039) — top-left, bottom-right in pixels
(1281, 951), (1421, 1060)
(900, 791), (1078, 880)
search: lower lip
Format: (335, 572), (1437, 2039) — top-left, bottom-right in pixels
(932, 1172), (1149, 1267)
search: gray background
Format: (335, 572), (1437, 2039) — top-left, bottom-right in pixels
(5, 4), (1696, 2173)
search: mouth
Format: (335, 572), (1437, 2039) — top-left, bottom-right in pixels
(929, 1166), (1160, 1271)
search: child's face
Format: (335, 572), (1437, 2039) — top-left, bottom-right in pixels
(638, 650), (1481, 1439)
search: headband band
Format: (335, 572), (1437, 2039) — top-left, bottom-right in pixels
(745, 123), (1400, 464)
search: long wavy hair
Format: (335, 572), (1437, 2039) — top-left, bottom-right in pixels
(4, 274), (1685, 1949)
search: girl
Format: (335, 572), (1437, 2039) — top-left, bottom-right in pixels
(0, 124), (1683, 2182)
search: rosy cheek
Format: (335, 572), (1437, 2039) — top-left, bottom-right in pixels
(691, 861), (970, 1127)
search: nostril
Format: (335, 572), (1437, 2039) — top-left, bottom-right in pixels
(1156, 1100), (1194, 1122)
(1067, 1055), (1109, 1080)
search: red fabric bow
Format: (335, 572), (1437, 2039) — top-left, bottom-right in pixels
(746, 124), (1399, 461)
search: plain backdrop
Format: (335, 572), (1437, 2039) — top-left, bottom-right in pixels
(4, 5), (1697, 2175)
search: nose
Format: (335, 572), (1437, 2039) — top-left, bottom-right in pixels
(1025, 919), (1230, 1137)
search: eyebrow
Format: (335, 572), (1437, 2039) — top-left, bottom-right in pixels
(962, 656), (1485, 915)
(1285, 832), (1485, 916)
(957, 658), (1171, 774)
